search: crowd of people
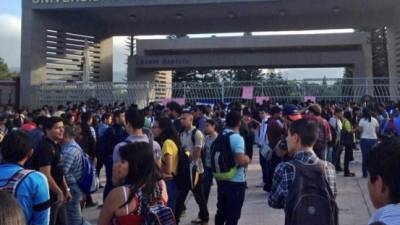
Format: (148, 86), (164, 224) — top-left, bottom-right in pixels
(0, 99), (399, 225)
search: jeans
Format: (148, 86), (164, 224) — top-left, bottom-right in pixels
(315, 147), (328, 161)
(175, 174), (209, 223)
(259, 151), (268, 184)
(66, 183), (92, 225)
(202, 167), (213, 204)
(50, 203), (67, 225)
(327, 146), (333, 164)
(165, 179), (178, 213)
(215, 181), (246, 225)
(332, 144), (343, 169)
(103, 155), (114, 200)
(360, 138), (377, 177)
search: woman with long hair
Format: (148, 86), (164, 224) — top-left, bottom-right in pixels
(97, 142), (167, 225)
(79, 111), (98, 207)
(358, 107), (379, 178)
(0, 190), (26, 225)
(342, 111), (356, 177)
(152, 117), (180, 213)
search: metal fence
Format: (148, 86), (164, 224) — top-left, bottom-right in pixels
(32, 77), (400, 108)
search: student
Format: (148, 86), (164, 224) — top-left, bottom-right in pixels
(268, 118), (337, 225)
(215, 111), (250, 225)
(97, 142), (168, 225)
(112, 108), (161, 169)
(366, 137), (400, 225)
(358, 108), (379, 178)
(0, 190), (26, 225)
(102, 110), (128, 200)
(61, 125), (92, 225)
(0, 131), (50, 225)
(30, 117), (71, 225)
(175, 111), (209, 225)
(305, 104), (332, 161)
(203, 119), (218, 204)
(152, 117), (180, 213)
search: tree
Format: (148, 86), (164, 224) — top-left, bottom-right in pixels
(0, 57), (16, 80)
(370, 27), (389, 77)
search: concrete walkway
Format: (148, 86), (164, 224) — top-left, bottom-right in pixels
(83, 149), (374, 225)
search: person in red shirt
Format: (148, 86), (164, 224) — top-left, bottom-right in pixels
(304, 104), (332, 160)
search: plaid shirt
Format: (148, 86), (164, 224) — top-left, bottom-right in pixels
(268, 150), (337, 209)
(61, 140), (83, 185)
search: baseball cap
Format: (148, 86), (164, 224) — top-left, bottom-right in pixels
(282, 104), (302, 121)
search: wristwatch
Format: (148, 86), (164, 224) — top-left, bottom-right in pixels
(66, 188), (71, 192)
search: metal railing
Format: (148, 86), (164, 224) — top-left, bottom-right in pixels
(31, 77), (400, 108)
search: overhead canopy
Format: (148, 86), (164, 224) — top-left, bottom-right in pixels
(26, 0), (399, 35)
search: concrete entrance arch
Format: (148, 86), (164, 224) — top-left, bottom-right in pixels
(21, 0), (400, 105)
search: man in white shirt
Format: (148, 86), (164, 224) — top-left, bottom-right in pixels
(366, 137), (400, 225)
(257, 107), (269, 187)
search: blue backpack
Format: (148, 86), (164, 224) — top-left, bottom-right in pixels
(78, 150), (99, 194)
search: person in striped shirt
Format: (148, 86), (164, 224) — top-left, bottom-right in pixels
(61, 125), (91, 225)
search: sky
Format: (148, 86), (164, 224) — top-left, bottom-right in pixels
(0, 0), (344, 81)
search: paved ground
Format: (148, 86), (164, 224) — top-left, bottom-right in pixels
(83, 148), (374, 225)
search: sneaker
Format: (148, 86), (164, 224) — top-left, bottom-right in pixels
(191, 218), (208, 225)
(85, 202), (98, 208)
(344, 172), (356, 177)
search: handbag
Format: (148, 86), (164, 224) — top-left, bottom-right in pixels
(340, 130), (353, 145)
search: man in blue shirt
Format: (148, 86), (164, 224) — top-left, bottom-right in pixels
(0, 131), (50, 225)
(215, 111), (250, 225)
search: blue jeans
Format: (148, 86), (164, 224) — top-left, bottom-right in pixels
(315, 147), (328, 161)
(103, 156), (114, 200)
(165, 179), (178, 213)
(215, 181), (246, 225)
(65, 184), (91, 225)
(360, 138), (377, 177)
(202, 167), (213, 204)
(327, 146), (334, 164)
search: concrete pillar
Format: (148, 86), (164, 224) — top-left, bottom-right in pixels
(20, 8), (48, 107)
(387, 8), (400, 101)
(127, 56), (137, 81)
(98, 36), (113, 82)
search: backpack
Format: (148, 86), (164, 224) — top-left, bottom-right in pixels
(175, 129), (198, 190)
(79, 150), (99, 193)
(313, 120), (328, 154)
(382, 119), (397, 138)
(210, 132), (237, 181)
(328, 118), (339, 147)
(137, 184), (176, 225)
(284, 160), (338, 225)
(0, 169), (34, 196)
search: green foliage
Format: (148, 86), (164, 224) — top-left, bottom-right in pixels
(173, 68), (268, 82)
(0, 57), (16, 80)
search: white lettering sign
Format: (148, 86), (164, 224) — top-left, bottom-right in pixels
(32, 0), (101, 4)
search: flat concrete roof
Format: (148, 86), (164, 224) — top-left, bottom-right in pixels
(24, 0), (400, 35)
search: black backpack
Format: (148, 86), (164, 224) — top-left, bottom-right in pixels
(210, 132), (237, 181)
(175, 129), (198, 190)
(284, 160), (338, 225)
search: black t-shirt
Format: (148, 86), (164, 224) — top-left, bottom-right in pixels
(31, 136), (65, 199)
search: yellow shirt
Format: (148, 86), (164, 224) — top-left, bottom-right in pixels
(162, 139), (179, 175)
